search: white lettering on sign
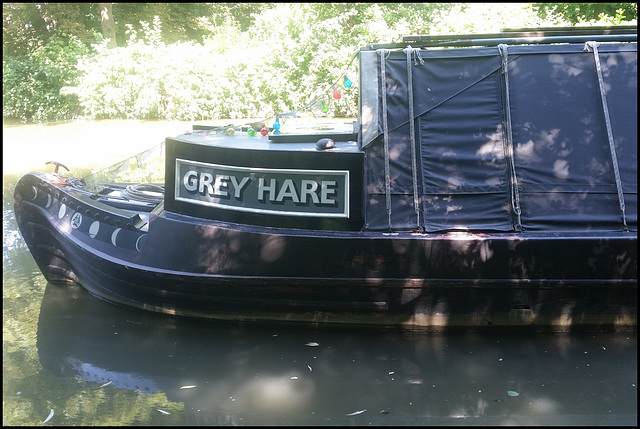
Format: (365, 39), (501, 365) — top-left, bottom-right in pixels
(175, 159), (349, 217)
(301, 180), (319, 204)
(321, 181), (337, 204)
(184, 170), (251, 199)
(229, 176), (251, 198)
(256, 178), (337, 204)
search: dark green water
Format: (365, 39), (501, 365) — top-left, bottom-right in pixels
(3, 121), (637, 426)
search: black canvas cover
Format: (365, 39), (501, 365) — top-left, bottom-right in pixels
(360, 41), (637, 233)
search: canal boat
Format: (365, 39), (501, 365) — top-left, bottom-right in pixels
(14, 27), (637, 330)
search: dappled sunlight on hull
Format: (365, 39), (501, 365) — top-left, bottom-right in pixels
(14, 184), (637, 332)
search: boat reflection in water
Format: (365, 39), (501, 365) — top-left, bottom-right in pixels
(37, 283), (637, 425)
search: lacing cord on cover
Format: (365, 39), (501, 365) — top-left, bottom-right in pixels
(404, 46), (425, 231)
(584, 41), (628, 231)
(380, 49), (392, 230)
(498, 44), (523, 232)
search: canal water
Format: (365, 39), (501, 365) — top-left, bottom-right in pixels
(3, 120), (637, 426)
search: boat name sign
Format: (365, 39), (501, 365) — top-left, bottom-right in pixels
(175, 159), (349, 217)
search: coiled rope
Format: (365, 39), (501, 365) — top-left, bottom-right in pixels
(121, 184), (165, 204)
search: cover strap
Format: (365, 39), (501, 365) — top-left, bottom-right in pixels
(498, 44), (522, 232)
(584, 41), (628, 231)
(380, 49), (392, 230)
(404, 46), (424, 231)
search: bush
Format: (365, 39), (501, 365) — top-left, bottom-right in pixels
(3, 34), (91, 122)
(77, 20), (243, 120)
(74, 13), (361, 122)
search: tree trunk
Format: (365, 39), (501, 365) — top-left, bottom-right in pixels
(98, 3), (117, 48)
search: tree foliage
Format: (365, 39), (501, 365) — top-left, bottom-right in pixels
(3, 32), (92, 121)
(532, 2), (637, 24)
(3, 3), (637, 123)
(2, 3), (99, 57)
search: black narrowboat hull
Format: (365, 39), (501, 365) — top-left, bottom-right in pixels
(14, 172), (636, 331)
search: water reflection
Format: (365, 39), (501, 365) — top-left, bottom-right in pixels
(37, 283), (636, 425)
